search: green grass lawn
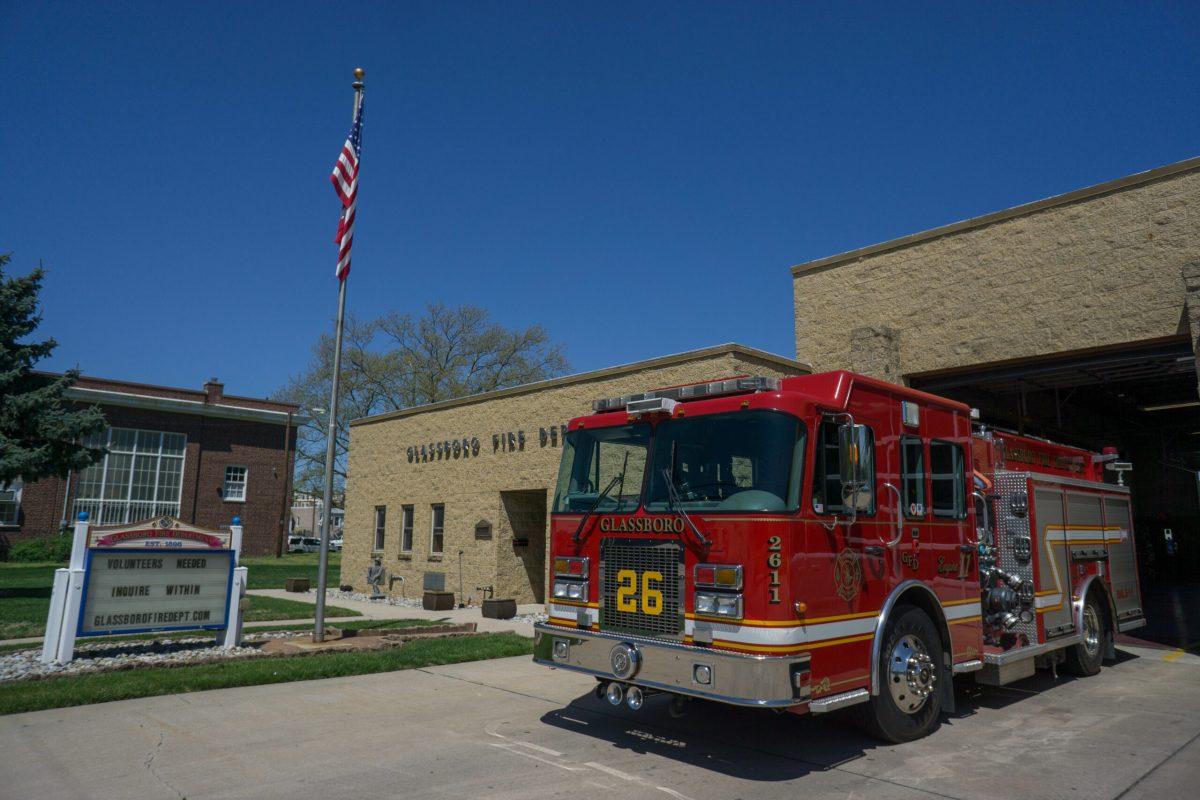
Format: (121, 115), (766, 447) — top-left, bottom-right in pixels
(0, 632), (533, 715)
(0, 560), (358, 640)
(241, 552), (341, 590)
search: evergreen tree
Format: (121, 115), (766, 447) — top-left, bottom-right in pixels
(0, 253), (105, 485)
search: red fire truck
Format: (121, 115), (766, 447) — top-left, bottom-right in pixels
(533, 371), (1146, 742)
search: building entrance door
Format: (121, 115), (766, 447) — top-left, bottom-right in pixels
(499, 489), (548, 604)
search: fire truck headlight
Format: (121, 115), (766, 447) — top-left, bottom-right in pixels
(553, 580), (587, 601)
(695, 592), (742, 619)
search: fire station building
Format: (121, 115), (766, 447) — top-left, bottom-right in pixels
(792, 155), (1200, 581)
(342, 345), (810, 605)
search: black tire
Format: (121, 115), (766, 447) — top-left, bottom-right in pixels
(854, 605), (944, 743)
(1065, 593), (1106, 677)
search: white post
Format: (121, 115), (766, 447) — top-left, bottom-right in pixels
(41, 512), (89, 664)
(221, 517), (246, 648)
(40, 570), (69, 664)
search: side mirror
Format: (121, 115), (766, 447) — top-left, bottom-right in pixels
(838, 423), (873, 512)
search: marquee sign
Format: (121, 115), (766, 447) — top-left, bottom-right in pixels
(42, 514), (247, 664)
(78, 517), (234, 636)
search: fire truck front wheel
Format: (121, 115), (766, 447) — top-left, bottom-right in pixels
(1065, 593), (1107, 677)
(855, 604), (944, 743)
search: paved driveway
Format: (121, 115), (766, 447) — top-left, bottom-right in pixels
(1, 645), (1196, 800)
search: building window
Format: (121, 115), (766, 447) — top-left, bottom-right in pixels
(812, 420), (875, 515)
(900, 436), (926, 518)
(373, 506), (386, 550)
(223, 466), (248, 502)
(930, 440), (967, 519)
(430, 504), (445, 554)
(0, 479), (22, 526)
(74, 428), (187, 524)
(401, 505), (414, 552)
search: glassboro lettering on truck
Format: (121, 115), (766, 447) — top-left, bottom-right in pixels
(533, 371), (1146, 742)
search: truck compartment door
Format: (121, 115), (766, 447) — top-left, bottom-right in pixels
(1033, 487), (1075, 639)
(1102, 495), (1143, 625)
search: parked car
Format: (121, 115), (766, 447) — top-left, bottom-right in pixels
(286, 536), (306, 553)
(301, 537), (321, 553)
(328, 538), (343, 552)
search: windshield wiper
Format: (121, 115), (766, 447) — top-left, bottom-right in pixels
(572, 451), (630, 544)
(661, 466), (712, 549)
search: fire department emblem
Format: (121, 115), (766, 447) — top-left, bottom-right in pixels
(833, 548), (862, 603)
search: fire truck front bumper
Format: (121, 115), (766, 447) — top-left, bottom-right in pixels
(533, 623), (812, 708)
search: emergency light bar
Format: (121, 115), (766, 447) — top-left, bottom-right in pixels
(592, 376), (781, 413)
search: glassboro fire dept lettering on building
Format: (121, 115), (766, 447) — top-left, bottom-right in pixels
(534, 371), (1144, 743)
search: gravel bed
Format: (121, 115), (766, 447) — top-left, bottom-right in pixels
(326, 588), (423, 607)
(513, 611), (548, 625)
(0, 631), (309, 684)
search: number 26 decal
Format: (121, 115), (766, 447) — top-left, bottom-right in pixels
(616, 568), (664, 615)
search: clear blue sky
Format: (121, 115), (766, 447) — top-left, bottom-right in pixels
(3, 1), (1198, 399)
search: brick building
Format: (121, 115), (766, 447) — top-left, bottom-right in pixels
(0, 375), (302, 556)
(342, 345), (810, 605)
(792, 156), (1200, 580)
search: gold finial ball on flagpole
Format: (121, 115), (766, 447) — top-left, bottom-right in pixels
(354, 67), (365, 80)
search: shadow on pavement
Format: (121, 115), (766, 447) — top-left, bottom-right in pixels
(538, 651), (1143, 782)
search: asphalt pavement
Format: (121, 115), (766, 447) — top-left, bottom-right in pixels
(0, 644), (1197, 800)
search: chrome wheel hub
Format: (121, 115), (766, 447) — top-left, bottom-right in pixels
(1082, 605), (1101, 657)
(888, 634), (935, 714)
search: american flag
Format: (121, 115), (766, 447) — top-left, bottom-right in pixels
(330, 97), (364, 281)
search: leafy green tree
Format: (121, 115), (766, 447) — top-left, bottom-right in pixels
(0, 253), (105, 486)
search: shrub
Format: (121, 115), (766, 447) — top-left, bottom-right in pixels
(8, 536), (73, 562)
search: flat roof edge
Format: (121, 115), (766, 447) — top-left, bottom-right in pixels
(67, 387), (309, 426)
(790, 155), (1200, 277)
(350, 343), (812, 427)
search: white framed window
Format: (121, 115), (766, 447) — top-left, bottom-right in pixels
(430, 504), (445, 554)
(74, 428), (187, 524)
(374, 506), (387, 551)
(0, 479), (22, 527)
(223, 466), (248, 502)
(401, 505), (414, 552)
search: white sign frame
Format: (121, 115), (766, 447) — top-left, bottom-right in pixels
(41, 514), (248, 664)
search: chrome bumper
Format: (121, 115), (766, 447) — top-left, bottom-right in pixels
(533, 623), (811, 708)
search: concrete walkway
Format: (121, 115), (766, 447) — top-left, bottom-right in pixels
(2, 644), (1197, 799)
(248, 588), (543, 638)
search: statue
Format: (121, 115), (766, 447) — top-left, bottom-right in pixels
(366, 558), (386, 599)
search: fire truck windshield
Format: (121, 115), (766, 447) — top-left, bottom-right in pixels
(645, 410), (806, 513)
(552, 423), (650, 513)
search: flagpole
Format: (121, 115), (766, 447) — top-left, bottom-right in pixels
(315, 66), (364, 643)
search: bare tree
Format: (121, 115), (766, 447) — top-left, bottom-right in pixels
(275, 304), (568, 497)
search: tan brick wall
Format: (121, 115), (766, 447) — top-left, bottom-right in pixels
(793, 165), (1200, 378)
(343, 349), (805, 605)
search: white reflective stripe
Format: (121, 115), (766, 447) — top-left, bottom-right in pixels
(548, 603), (597, 622)
(943, 602), (982, 621)
(686, 615), (876, 646)
(548, 602), (978, 647)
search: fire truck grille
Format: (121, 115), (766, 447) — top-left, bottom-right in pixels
(600, 538), (684, 640)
